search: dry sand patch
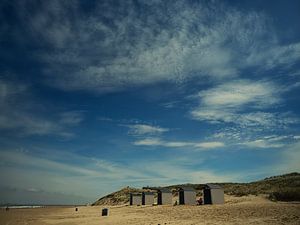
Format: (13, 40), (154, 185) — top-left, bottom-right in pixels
(1, 196), (299, 225)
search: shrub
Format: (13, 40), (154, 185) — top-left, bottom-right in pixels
(268, 189), (300, 201)
(230, 190), (249, 197)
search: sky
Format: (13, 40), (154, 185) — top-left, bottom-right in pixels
(0, 0), (300, 205)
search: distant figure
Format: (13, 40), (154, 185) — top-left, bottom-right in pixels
(6, 206), (9, 211)
(197, 197), (203, 205)
(75, 207), (78, 211)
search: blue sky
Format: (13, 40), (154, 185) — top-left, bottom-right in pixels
(0, 0), (300, 204)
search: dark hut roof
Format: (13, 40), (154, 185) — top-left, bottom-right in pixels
(204, 184), (223, 189)
(157, 188), (172, 193)
(179, 186), (195, 191)
(142, 192), (154, 195)
(130, 193), (142, 196)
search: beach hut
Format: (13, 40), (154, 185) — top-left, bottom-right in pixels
(157, 188), (172, 205)
(179, 187), (196, 205)
(203, 184), (224, 204)
(130, 193), (142, 205)
(142, 192), (154, 205)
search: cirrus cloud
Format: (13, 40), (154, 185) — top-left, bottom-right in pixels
(190, 79), (298, 129)
(126, 124), (169, 136)
(133, 138), (224, 150)
(5, 0), (299, 93)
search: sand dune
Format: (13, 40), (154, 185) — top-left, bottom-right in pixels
(1, 195), (299, 225)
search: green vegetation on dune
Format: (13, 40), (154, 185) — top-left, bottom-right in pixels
(221, 172), (300, 199)
(268, 188), (300, 201)
(92, 187), (156, 206)
(92, 172), (300, 205)
(92, 187), (140, 206)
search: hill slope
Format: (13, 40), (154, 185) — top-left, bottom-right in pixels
(92, 187), (155, 206)
(92, 187), (141, 206)
(92, 172), (300, 205)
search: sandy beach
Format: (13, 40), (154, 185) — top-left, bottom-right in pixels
(1, 195), (299, 225)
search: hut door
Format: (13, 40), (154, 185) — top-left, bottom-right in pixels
(158, 193), (162, 205)
(204, 189), (212, 204)
(179, 191), (184, 204)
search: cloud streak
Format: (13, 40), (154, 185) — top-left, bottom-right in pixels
(0, 79), (84, 137)
(126, 124), (169, 136)
(5, 0), (299, 93)
(241, 139), (284, 149)
(133, 138), (224, 150)
(0, 148), (239, 204)
(190, 79), (298, 130)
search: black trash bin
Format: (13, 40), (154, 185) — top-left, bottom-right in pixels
(102, 208), (108, 216)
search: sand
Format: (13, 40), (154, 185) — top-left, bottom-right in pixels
(1, 195), (299, 225)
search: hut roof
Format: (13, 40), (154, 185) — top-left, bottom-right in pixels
(142, 192), (154, 195)
(179, 186), (195, 191)
(204, 184), (223, 189)
(130, 193), (142, 196)
(157, 188), (172, 193)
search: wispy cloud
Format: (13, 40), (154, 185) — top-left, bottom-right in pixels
(190, 79), (298, 130)
(238, 134), (300, 149)
(0, 149), (153, 199)
(195, 80), (279, 108)
(0, 79), (84, 137)
(160, 101), (180, 109)
(0, 110), (84, 138)
(246, 42), (300, 70)
(6, 0), (299, 93)
(97, 117), (113, 122)
(241, 139), (285, 149)
(133, 138), (162, 146)
(190, 79), (279, 122)
(139, 161), (241, 184)
(133, 138), (224, 150)
(279, 141), (300, 172)
(0, 79), (27, 101)
(247, 141), (300, 177)
(0, 147), (240, 203)
(195, 142), (225, 149)
(59, 111), (84, 126)
(126, 124), (169, 136)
